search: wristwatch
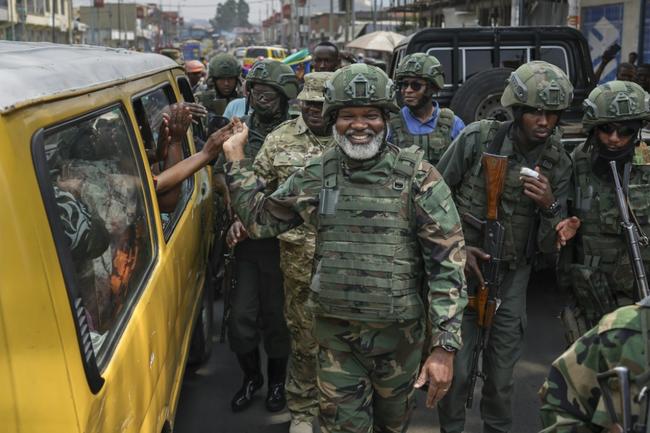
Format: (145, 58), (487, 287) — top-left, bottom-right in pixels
(542, 199), (561, 217)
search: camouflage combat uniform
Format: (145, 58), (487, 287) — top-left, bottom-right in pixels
(252, 72), (333, 425)
(559, 81), (650, 340)
(226, 64), (467, 433)
(436, 61), (574, 433)
(389, 53), (460, 165)
(539, 303), (650, 432)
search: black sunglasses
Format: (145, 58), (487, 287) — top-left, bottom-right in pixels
(597, 123), (639, 137)
(398, 80), (426, 91)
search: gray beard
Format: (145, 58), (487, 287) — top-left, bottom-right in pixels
(333, 126), (384, 160)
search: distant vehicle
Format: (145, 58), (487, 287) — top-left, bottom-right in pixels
(390, 26), (596, 149)
(243, 46), (288, 72)
(159, 47), (184, 65)
(233, 47), (246, 62)
(182, 39), (202, 61)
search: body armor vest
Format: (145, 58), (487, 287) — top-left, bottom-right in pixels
(312, 146), (424, 321)
(455, 120), (563, 268)
(389, 107), (455, 165)
(569, 144), (650, 318)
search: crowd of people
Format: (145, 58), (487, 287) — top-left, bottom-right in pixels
(172, 41), (650, 433)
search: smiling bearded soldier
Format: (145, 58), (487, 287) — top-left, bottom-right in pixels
(219, 63), (467, 433)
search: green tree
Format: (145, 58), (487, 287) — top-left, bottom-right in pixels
(236, 0), (250, 28)
(212, 0), (238, 32)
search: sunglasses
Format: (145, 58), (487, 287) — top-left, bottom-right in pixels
(398, 80), (426, 91)
(597, 123), (639, 137)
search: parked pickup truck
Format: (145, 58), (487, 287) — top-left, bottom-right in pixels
(389, 26), (596, 150)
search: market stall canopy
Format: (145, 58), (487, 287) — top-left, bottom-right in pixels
(345, 31), (406, 53)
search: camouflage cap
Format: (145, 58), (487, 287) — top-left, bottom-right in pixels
(583, 80), (650, 132)
(297, 72), (333, 101)
(208, 53), (241, 79)
(246, 59), (299, 100)
(395, 53), (445, 89)
(322, 63), (399, 118)
(501, 61), (574, 110)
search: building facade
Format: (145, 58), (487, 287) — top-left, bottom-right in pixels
(1, 0), (73, 42)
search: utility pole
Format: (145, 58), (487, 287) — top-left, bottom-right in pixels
(328, 0), (333, 40)
(639, 0), (647, 63)
(9, 0), (16, 40)
(52, 0), (56, 42)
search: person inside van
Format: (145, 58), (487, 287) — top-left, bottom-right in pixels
(147, 103), (240, 209)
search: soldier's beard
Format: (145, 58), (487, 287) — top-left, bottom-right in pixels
(333, 126), (385, 160)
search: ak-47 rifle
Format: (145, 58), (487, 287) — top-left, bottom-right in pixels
(463, 152), (509, 409)
(219, 245), (236, 343)
(610, 161), (650, 301)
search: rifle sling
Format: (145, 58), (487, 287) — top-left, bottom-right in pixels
(487, 121), (513, 155)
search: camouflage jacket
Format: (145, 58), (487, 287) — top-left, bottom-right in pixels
(253, 115), (332, 283)
(437, 120), (572, 268)
(539, 304), (650, 432)
(561, 142), (650, 324)
(226, 143), (467, 349)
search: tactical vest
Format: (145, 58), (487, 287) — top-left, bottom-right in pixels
(243, 115), (269, 160)
(455, 120), (564, 268)
(311, 146), (424, 321)
(569, 144), (650, 318)
(389, 107), (455, 165)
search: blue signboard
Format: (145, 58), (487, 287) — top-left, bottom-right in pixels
(582, 4), (624, 83)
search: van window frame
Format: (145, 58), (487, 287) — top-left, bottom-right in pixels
(31, 102), (159, 392)
(131, 82), (196, 241)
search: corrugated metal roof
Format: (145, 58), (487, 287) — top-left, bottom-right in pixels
(0, 42), (180, 114)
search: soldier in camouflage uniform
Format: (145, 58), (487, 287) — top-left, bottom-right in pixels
(539, 301), (650, 432)
(555, 81), (650, 342)
(196, 53), (242, 119)
(221, 63), (467, 433)
(436, 61), (574, 433)
(219, 59), (299, 414)
(388, 53), (465, 165)
(252, 72), (333, 433)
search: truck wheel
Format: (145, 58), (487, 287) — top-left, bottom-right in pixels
(449, 68), (514, 124)
(187, 279), (215, 369)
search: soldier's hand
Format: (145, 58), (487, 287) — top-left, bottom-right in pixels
(521, 166), (555, 209)
(415, 347), (455, 408)
(226, 220), (248, 248)
(555, 216), (581, 250)
(223, 118), (248, 162)
(465, 246), (490, 285)
(182, 102), (208, 123)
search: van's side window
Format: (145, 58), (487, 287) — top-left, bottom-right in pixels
(40, 106), (155, 361)
(133, 85), (194, 239)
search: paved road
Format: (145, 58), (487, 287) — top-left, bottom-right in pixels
(175, 272), (567, 433)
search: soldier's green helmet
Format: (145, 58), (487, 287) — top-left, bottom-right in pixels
(208, 53), (241, 80)
(245, 59), (299, 100)
(582, 80), (650, 133)
(322, 63), (399, 119)
(501, 61), (574, 110)
(395, 53), (445, 89)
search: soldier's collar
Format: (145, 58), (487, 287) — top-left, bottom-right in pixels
(295, 115), (309, 135)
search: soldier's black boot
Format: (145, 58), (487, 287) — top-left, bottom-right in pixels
(265, 357), (287, 412)
(231, 349), (264, 412)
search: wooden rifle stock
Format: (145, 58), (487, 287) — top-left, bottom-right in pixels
(481, 153), (509, 221)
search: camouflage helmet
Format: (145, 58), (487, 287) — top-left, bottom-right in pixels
(245, 59), (299, 100)
(582, 80), (650, 132)
(395, 53), (445, 89)
(208, 53), (241, 79)
(297, 72), (332, 102)
(501, 61), (574, 110)
(322, 63), (399, 119)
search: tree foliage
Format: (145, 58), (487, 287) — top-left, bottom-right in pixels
(212, 0), (249, 32)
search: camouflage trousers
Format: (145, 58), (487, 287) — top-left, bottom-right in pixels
(438, 264), (532, 433)
(313, 316), (424, 433)
(280, 241), (319, 422)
